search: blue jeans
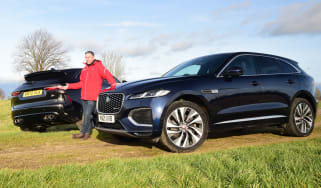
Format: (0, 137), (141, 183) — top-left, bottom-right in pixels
(81, 100), (96, 134)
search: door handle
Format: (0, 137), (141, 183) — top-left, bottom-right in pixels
(251, 81), (260, 86)
(286, 79), (295, 84)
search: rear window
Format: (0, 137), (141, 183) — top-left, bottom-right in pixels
(254, 56), (298, 74)
(278, 60), (298, 73)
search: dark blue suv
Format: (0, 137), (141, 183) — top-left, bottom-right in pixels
(95, 52), (318, 152)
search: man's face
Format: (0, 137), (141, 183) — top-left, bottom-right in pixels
(85, 53), (95, 64)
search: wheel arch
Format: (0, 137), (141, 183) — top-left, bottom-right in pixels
(158, 93), (210, 130)
(173, 94), (210, 117)
(291, 90), (317, 115)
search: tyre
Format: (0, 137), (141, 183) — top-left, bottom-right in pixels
(20, 126), (46, 132)
(159, 100), (208, 152)
(20, 126), (31, 131)
(284, 98), (315, 137)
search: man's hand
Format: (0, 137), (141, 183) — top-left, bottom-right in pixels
(46, 84), (68, 90)
(57, 85), (68, 90)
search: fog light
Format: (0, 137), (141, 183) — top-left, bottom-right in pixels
(129, 108), (153, 126)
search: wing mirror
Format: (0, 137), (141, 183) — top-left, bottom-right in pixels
(222, 66), (244, 78)
(122, 80), (127, 83)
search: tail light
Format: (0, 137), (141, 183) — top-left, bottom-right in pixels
(11, 91), (21, 97)
(66, 94), (73, 104)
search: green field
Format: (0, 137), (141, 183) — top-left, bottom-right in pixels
(0, 138), (320, 187)
(0, 100), (320, 187)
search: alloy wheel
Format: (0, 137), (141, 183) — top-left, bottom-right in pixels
(294, 102), (313, 134)
(165, 107), (204, 148)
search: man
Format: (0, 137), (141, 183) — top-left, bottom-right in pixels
(56, 51), (117, 140)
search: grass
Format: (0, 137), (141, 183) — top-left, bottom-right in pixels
(0, 138), (320, 187)
(0, 100), (82, 148)
(0, 100), (321, 187)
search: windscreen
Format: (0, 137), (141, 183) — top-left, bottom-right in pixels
(163, 54), (230, 77)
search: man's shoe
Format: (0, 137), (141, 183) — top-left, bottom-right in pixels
(82, 133), (91, 140)
(72, 133), (84, 139)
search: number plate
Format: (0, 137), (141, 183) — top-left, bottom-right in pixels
(98, 114), (115, 123)
(23, 90), (43, 97)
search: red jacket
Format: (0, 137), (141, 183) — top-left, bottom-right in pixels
(67, 60), (116, 101)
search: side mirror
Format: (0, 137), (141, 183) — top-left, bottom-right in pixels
(122, 80), (127, 83)
(222, 66), (244, 78)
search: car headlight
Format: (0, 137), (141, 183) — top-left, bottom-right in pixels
(129, 89), (170, 99)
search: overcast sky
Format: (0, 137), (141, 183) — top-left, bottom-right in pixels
(0, 0), (321, 83)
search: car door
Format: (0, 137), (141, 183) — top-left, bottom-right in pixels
(212, 55), (265, 129)
(254, 56), (301, 121)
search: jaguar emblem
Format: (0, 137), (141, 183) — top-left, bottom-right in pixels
(105, 96), (111, 103)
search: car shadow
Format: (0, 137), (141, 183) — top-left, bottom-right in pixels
(96, 131), (157, 149)
(46, 124), (79, 132)
(95, 126), (286, 151)
(207, 126), (285, 139)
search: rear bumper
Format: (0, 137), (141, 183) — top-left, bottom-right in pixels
(12, 102), (80, 128)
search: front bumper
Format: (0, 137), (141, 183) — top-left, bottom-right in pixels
(94, 92), (170, 138)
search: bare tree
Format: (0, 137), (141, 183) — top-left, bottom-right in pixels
(101, 51), (125, 80)
(14, 29), (69, 73)
(0, 88), (5, 100)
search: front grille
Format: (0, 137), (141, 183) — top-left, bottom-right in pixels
(98, 93), (124, 114)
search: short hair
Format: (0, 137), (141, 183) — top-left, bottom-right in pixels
(85, 51), (95, 56)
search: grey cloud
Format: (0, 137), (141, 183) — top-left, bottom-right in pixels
(170, 40), (194, 52)
(213, 0), (251, 16)
(117, 43), (157, 57)
(103, 21), (161, 28)
(262, 1), (321, 35)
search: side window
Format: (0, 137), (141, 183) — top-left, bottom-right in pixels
(225, 55), (256, 76)
(278, 60), (298, 73)
(173, 65), (201, 77)
(256, 57), (283, 74)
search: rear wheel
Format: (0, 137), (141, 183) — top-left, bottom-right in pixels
(284, 98), (315, 137)
(20, 126), (47, 132)
(159, 101), (208, 153)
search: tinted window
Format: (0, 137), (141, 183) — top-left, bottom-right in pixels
(278, 60), (298, 73)
(172, 65), (201, 77)
(163, 54), (230, 77)
(225, 55), (256, 76)
(256, 56), (283, 74)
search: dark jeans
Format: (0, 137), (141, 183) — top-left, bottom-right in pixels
(81, 100), (96, 134)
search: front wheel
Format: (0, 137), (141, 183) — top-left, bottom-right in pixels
(159, 100), (208, 153)
(284, 98), (315, 137)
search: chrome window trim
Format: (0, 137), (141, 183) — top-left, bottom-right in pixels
(128, 108), (153, 127)
(216, 53), (301, 78)
(214, 115), (287, 125)
(96, 92), (125, 115)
